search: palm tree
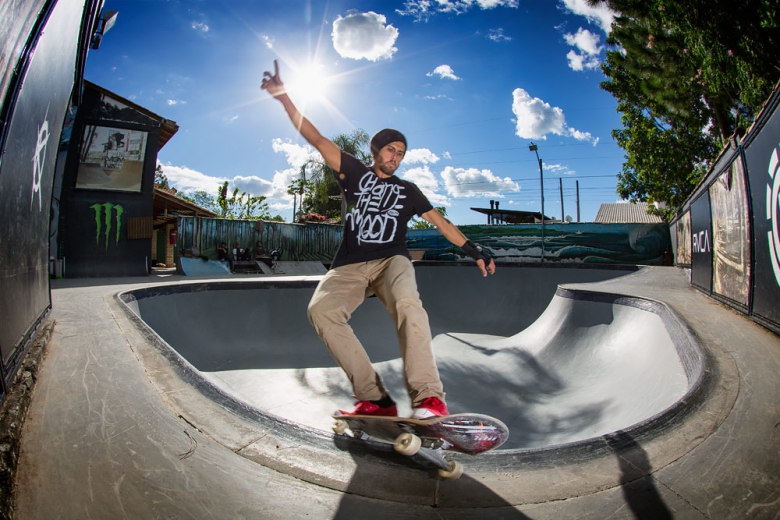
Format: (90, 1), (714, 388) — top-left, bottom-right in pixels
(302, 129), (370, 220)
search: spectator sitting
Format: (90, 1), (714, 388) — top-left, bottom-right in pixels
(254, 241), (267, 259)
(233, 242), (250, 261)
(217, 242), (229, 261)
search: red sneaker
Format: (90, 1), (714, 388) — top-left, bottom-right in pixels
(412, 396), (449, 419)
(339, 400), (398, 417)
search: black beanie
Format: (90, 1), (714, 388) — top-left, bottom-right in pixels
(370, 128), (407, 155)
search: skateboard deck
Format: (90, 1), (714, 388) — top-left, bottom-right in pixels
(332, 413), (509, 479)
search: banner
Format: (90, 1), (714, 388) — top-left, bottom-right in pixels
(745, 99), (780, 327)
(690, 193), (713, 292)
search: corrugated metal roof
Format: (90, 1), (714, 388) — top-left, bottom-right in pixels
(594, 203), (664, 223)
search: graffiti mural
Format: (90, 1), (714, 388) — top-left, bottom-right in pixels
(31, 106), (51, 211)
(89, 202), (124, 250)
(408, 223), (671, 265)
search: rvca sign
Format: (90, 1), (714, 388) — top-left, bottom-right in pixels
(692, 229), (711, 254)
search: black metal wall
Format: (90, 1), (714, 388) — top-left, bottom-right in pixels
(744, 90), (780, 331)
(671, 82), (780, 334)
(0, 0), (94, 394)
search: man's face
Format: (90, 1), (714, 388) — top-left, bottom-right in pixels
(374, 141), (406, 178)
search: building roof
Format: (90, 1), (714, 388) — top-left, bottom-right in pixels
(470, 207), (553, 224)
(84, 80), (179, 152)
(154, 187), (217, 226)
(594, 203), (664, 223)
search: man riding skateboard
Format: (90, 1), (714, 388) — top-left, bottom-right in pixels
(261, 60), (495, 420)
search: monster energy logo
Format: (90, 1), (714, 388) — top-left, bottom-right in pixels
(90, 203), (124, 251)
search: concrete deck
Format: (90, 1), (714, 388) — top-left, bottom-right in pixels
(12, 265), (780, 519)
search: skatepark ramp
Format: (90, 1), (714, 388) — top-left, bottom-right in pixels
(118, 263), (705, 451)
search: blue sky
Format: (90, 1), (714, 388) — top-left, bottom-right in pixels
(84, 0), (625, 224)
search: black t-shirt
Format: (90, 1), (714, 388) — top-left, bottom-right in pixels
(331, 151), (434, 268)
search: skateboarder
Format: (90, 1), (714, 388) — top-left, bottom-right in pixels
(261, 60), (495, 419)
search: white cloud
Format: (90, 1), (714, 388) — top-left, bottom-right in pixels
(159, 162), (277, 200)
(261, 35), (274, 49)
(566, 49), (600, 71)
(402, 166), (449, 205)
(564, 28), (602, 71)
(232, 175), (275, 197)
(544, 163), (577, 175)
(166, 99), (186, 106)
(427, 65), (461, 80)
(159, 163), (226, 195)
(398, 0), (518, 22)
(487, 28), (512, 42)
(441, 166), (519, 198)
(271, 139), (319, 167)
(332, 11), (399, 61)
(564, 27), (602, 55)
(559, 0), (616, 34)
(191, 21), (209, 33)
(424, 94), (454, 101)
(267, 139), (324, 205)
(511, 88), (596, 144)
(158, 138), (322, 207)
(404, 148), (440, 165)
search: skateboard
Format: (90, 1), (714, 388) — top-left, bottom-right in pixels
(332, 413), (509, 479)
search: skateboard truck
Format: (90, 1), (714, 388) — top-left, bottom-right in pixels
(333, 418), (474, 479)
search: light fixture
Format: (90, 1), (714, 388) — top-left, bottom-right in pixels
(91, 10), (118, 50)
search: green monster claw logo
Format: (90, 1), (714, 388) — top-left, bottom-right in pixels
(89, 202), (124, 251)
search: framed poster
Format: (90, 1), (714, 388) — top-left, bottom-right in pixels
(675, 211), (691, 266)
(710, 157), (751, 306)
(75, 125), (148, 192)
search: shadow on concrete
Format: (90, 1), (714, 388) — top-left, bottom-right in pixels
(606, 432), (672, 519)
(331, 435), (533, 518)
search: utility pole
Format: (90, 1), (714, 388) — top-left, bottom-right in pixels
(559, 178), (564, 222)
(576, 180), (580, 222)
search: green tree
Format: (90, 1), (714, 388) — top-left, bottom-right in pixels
(180, 190), (219, 213)
(301, 129), (370, 220)
(286, 174), (312, 221)
(588, 0), (779, 218)
(216, 180), (272, 220)
(410, 206), (447, 229)
(154, 164), (170, 189)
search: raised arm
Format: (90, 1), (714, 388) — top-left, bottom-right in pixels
(421, 209), (496, 277)
(261, 60), (342, 171)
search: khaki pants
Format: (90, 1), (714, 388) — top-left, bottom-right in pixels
(307, 255), (444, 406)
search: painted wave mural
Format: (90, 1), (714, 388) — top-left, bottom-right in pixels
(408, 223), (671, 265)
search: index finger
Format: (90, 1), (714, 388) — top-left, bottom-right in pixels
(274, 59), (280, 78)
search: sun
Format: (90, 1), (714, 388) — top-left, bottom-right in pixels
(286, 62), (332, 105)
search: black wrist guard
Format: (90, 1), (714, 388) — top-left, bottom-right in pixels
(461, 240), (491, 263)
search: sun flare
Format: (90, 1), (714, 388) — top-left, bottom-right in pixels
(286, 62), (332, 105)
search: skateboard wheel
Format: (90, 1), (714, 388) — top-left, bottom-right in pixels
(332, 420), (348, 435)
(438, 460), (463, 480)
(393, 432), (422, 456)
